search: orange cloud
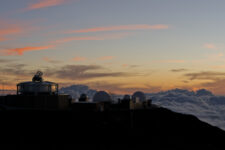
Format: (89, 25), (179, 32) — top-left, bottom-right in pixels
(0, 19), (42, 41)
(99, 32), (132, 39)
(67, 24), (169, 33)
(52, 33), (131, 44)
(122, 64), (129, 68)
(156, 60), (186, 63)
(99, 56), (115, 61)
(210, 65), (225, 69)
(43, 57), (51, 62)
(209, 53), (224, 59)
(0, 26), (23, 41)
(25, 0), (69, 11)
(73, 56), (86, 62)
(1, 45), (54, 56)
(0, 37), (6, 41)
(53, 36), (104, 44)
(204, 43), (218, 50)
(43, 57), (61, 63)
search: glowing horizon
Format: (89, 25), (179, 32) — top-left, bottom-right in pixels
(1, 0), (225, 95)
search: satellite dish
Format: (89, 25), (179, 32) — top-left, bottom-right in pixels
(32, 71), (43, 82)
(93, 91), (112, 102)
(132, 91), (146, 102)
(123, 95), (131, 101)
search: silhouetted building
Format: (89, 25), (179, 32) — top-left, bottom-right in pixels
(79, 94), (88, 102)
(17, 71), (58, 95)
(132, 91), (146, 102)
(0, 71), (70, 110)
(0, 72), (153, 111)
(93, 91), (112, 102)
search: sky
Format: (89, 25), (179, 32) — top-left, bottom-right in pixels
(1, 0), (225, 95)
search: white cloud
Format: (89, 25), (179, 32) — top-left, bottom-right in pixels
(147, 89), (225, 130)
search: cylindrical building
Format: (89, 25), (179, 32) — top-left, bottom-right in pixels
(17, 71), (58, 95)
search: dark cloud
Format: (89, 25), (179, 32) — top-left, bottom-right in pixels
(200, 79), (225, 95)
(181, 71), (225, 95)
(0, 59), (17, 63)
(0, 64), (136, 89)
(129, 65), (139, 68)
(171, 69), (188, 72)
(184, 71), (225, 81)
(0, 64), (34, 77)
(182, 80), (189, 83)
(0, 64), (133, 85)
(45, 60), (61, 64)
(46, 65), (129, 80)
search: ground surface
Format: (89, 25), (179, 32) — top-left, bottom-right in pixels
(0, 107), (224, 150)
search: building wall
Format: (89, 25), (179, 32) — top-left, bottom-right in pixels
(0, 95), (71, 110)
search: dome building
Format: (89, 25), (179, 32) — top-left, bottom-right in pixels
(132, 91), (146, 102)
(79, 93), (89, 102)
(123, 95), (131, 101)
(93, 91), (112, 102)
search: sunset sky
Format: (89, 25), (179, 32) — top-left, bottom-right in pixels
(1, 0), (225, 95)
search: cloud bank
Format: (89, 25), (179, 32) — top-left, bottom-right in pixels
(46, 65), (128, 80)
(147, 89), (225, 130)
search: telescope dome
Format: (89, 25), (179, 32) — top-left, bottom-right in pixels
(93, 91), (112, 102)
(123, 95), (131, 101)
(132, 91), (146, 102)
(79, 93), (88, 102)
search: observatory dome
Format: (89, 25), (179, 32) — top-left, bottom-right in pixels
(123, 95), (131, 101)
(79, 93), (88, 102)
(17, 71), (58, 95)
(132, 91), (146, 102)
(93, 91), (112, 102)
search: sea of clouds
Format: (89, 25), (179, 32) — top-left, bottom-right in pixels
(60, 85), (225, 130)
(147, 89), (225, 130)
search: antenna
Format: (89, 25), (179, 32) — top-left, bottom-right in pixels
(32, 71), (43, 82)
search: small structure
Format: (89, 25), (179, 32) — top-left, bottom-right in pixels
(112, 93), (152, 110)
(78, 93), (89, 102)
(71, 91), (112, 112)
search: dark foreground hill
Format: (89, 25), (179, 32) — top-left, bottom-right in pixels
(0, 107), (225, 150)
